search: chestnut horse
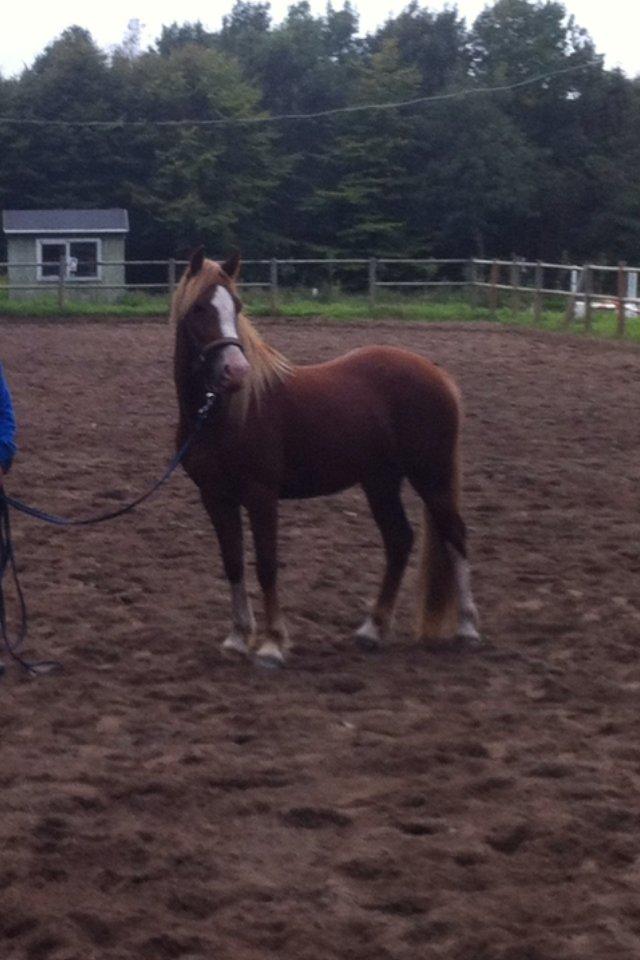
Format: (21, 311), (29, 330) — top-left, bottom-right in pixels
(173, 249), (480, 668)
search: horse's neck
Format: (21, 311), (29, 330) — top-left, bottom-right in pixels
(174, 324), (202, 420)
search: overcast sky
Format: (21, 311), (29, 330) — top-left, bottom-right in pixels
(2, 1), (638, 78)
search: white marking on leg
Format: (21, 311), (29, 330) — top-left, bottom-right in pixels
(450, 549), (481, 643)
(355, 614), (383, 650)
(222, 632), (250, 655)
(221, 580), (255, 655)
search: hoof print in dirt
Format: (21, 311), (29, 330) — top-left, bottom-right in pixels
(396, 820), (440, 837)
(337, 856), (400, 881)
(427, 635), (484, 656)
(364, 897), (428, 917)
(486, 822), (531, 855)
(281, 807), (352, 829)
(326, 677), (366, 695)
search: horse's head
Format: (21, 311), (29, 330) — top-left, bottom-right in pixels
(181, 247), (251, 394)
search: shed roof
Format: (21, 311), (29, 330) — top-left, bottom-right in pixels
(2, 209), (129, 235)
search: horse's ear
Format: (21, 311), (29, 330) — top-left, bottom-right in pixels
(222, 250), (241, 280)
(188, 245), (205, 276)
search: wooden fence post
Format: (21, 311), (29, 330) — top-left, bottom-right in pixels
(510, 256), (521, 317)
(168, 258), (176, 307)
(57, 254), (66, 309)
(564, 267), (574, 327)
(533, 261), (543, 326)
(617, 261), (627, 337)
(328, 261), (335, 301)
(269, 258), (279, 314)
(583, 265), (593, 331)
(628, 269), (638, 314)
(489, 260), (499, 312)
(368, 258), (377, 308)
(564, 295), (575, 327)
(467, 259), (478, 308)
(564, 267), (578, 327)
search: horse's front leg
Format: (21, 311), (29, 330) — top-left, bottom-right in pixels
(246, 487), (289, 669)
(200, 492), (256, 656)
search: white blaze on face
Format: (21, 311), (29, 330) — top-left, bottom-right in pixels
(211, 285), (238, 339)
(210, 284), (250, 389)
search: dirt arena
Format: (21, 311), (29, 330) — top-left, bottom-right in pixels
(1, 317), (640, 960)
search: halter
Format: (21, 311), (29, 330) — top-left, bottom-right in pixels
(196, 336), (245, 367)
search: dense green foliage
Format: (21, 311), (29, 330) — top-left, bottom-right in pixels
(1, 1), (639, 262)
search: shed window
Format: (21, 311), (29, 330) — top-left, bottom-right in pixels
(40, 242), (67, 278)
(69, 241), (99, 278)
(38, 239), (101, 281)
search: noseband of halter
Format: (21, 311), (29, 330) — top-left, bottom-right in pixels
(196, 336), (245, 368)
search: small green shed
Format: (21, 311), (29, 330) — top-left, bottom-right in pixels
(2, 209), (129, 301)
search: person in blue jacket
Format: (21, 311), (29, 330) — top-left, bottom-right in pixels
(0, 364), (17, 485)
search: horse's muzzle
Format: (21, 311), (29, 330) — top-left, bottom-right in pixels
(216, 343), (250, 393)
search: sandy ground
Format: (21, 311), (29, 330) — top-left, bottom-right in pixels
(1, 318), (640, 960)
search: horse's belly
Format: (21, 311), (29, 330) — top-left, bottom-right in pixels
(279, 473), (354, 499)
(279, 435), (393, 499)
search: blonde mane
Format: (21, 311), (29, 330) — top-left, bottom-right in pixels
(171, 258), (292, 416)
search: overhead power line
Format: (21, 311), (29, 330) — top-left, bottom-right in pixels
(0, 59), (601, 128)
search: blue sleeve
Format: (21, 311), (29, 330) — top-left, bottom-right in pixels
(0, 363), (17, 471)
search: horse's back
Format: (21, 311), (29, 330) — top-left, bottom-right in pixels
(293, 345), (459, 432)
(275, 345), (460, 497)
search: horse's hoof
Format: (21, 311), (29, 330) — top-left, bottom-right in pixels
(255, 642), (285, 670)
(355, 633), (381, 653)
(222, 633), (250, 656)
(456, 628), (482, 648)
(255, 654), (284, 670)
(355, 616), (383, 652)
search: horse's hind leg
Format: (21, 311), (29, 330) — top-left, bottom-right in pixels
(355, 478), (414, 651)
(412, 480), (480, 644)
(450, 542), (481, 643)
(201, 493), (256, 656)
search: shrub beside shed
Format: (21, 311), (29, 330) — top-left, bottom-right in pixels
(2, 209), (129, 302)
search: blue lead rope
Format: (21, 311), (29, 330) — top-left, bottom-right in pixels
(0, 393), (216, 675)
(3, 433), (194, 527)
(0, 495), (61, 675)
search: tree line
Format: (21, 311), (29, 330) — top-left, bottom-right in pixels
(1, 0), (639, 264)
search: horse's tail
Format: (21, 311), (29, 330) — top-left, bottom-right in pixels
(415, 439), (465, 643)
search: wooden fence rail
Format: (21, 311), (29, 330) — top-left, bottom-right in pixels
(1, 256), (639, 333)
